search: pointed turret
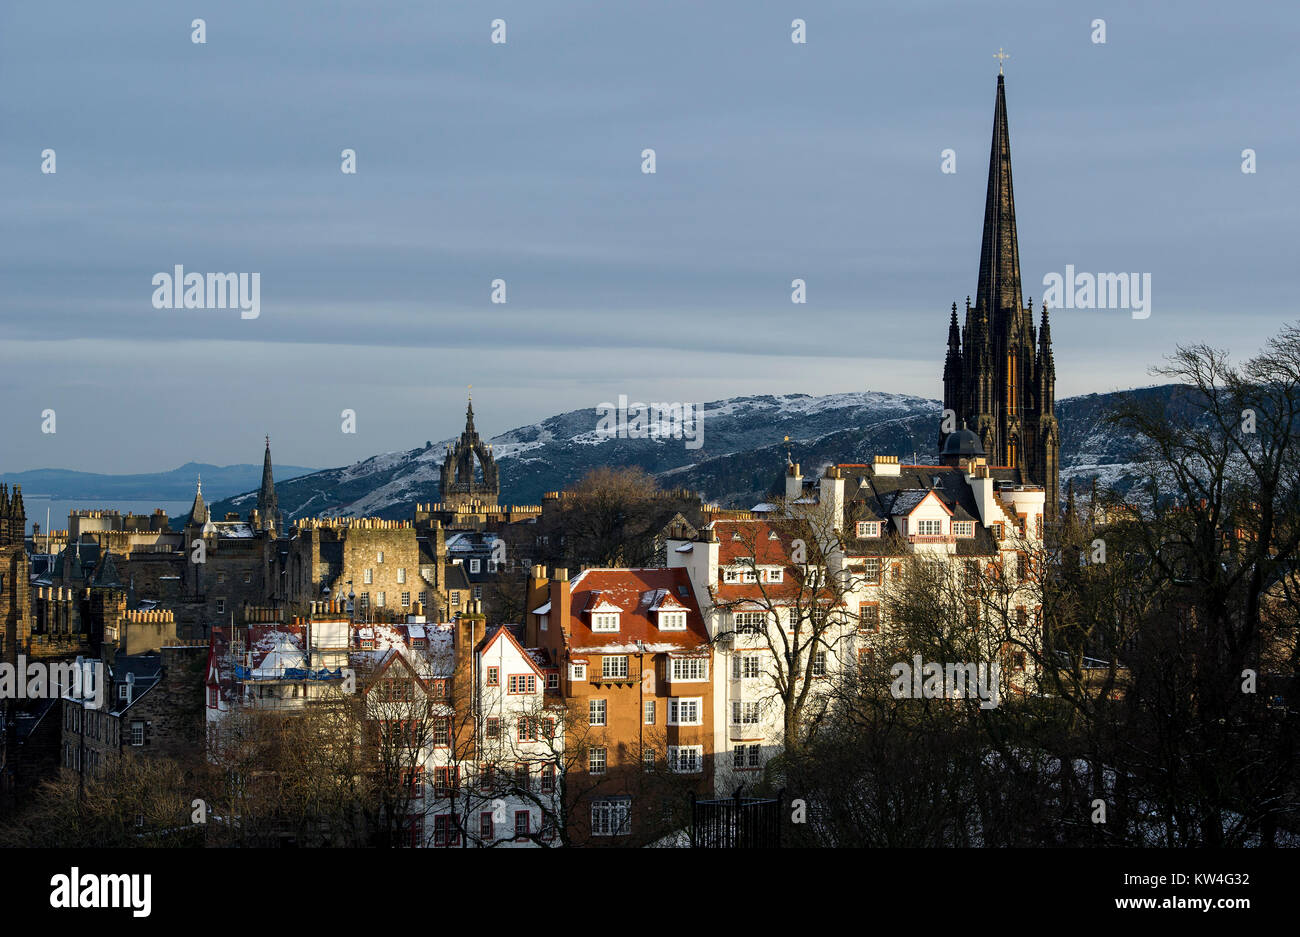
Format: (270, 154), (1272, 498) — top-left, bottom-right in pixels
(975, 74), (1023, 319)
(257, 436), (280, 534)
(465, 395), (476, 435)
(188, 475), (210, 529)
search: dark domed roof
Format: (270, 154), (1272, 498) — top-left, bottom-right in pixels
(942, 425), (985, 458)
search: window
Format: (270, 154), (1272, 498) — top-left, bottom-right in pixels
(518, 716), (538, 741)
(658, 611), (687, 630)
(364, 568), (373, 584)
(863, 558), (880, 584)
(514, 810), (530, 837)
(732, 701), (760, 726)
(602, 655), (628, 679)
(591, 798), (631, 837)
(433, 814), (458, 847)
(215, 598), (225, 615)
(479, 764), (494, 791)
(419, 590), (428, 606)
(469, 559), (481, 574)
(547, 672), (558, 690)
(130, 721), (145, 746)
(118, 684), (130, 701)
(486, 717), (500, 739)
(376, 591), (386, 608)
(916, 519), (943, 537)
(592, 612), (620, 632)
(1017, 552), (1029, 581)
(376, 551), (384, 564)
(401, 591), (410, 606)
(668, 697), (702, 726)
(953, 521), (975, 538)
(732, 654), (760, 679)
(589, 699), (607, 726)
(486, 666), (499, 687)
(508, 674), (537, 694)
(538, 614), (549, 632)
(1035, 516), (1044, 540)
(741, 568), (758, 583)
(570, 662), (587, 681)
(541, 765), (555, 793)
(856, 521), (880, 538)
(480, 812), (494, 839)
(991, 523), (1004, 541)
(643, 748), (656, 770)
(734, 612), (766, 634)
(432, 716), (451, 747)
(644, 700), (656, 724)
(397, 567), (406, 583)
(515, 763), (531, 792)
(670, 657), (708, 682)
(542, 716), (556, 740)
(858, 648), (874, 669)
(765, 568), (783, 583)
(359, 592), (370, 609)
(733, 744), (761, 769)
(859, 603), (880, 632)
(588, 747), (607, 775)
(433, 766), (457, 797)
(668, 745), (703, 774)
(723, 568), (739, 583)
(450, 591), (460, 605)
(473, 585), (482, 601)
(217, 572), (226, 583)
(812, 651), (827, 677)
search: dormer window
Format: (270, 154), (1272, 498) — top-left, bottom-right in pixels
(592, 612), (620, 632)
(856, 521), (880, 538)
(658, 611), (687, 631)
(916, 519), (943, 537)
(953, 521), (975, 538)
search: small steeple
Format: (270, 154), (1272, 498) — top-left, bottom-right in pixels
(188, 475), (209, 528)
(465, 391), (476, 435)
(258, 435), (280, 533)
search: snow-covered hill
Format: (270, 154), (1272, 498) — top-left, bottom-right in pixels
(209, 387), (1178, 520)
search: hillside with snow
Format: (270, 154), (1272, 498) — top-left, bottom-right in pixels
(209, 387), (1180, 520)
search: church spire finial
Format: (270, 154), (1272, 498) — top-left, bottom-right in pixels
(993, 47), (1010, 76)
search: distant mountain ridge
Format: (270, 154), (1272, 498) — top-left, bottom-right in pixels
(0, 462), (318, 503)
(205, 387), (1176, 522)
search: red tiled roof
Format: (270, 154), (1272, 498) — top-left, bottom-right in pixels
(566, 568), (708, 651)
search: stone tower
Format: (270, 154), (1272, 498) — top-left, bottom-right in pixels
(940, 73), (1059, 517)
(440, 397), (500, 509)
(257, 436), (282, 534)
(0, 484), (29, 661)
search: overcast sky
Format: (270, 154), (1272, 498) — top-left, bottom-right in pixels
(1, 0), (1296, 474)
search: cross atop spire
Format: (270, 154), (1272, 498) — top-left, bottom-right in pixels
(993, 47), (1010, 75)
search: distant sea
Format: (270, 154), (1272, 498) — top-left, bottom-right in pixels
(21, 495), (193, 537)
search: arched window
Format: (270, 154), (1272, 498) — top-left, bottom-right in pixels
(1006, 351), (1018, 414)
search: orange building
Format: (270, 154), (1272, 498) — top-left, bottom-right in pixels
(525, 565), (714, 844)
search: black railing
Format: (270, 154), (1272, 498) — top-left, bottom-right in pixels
(690, 787), (784, 848)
